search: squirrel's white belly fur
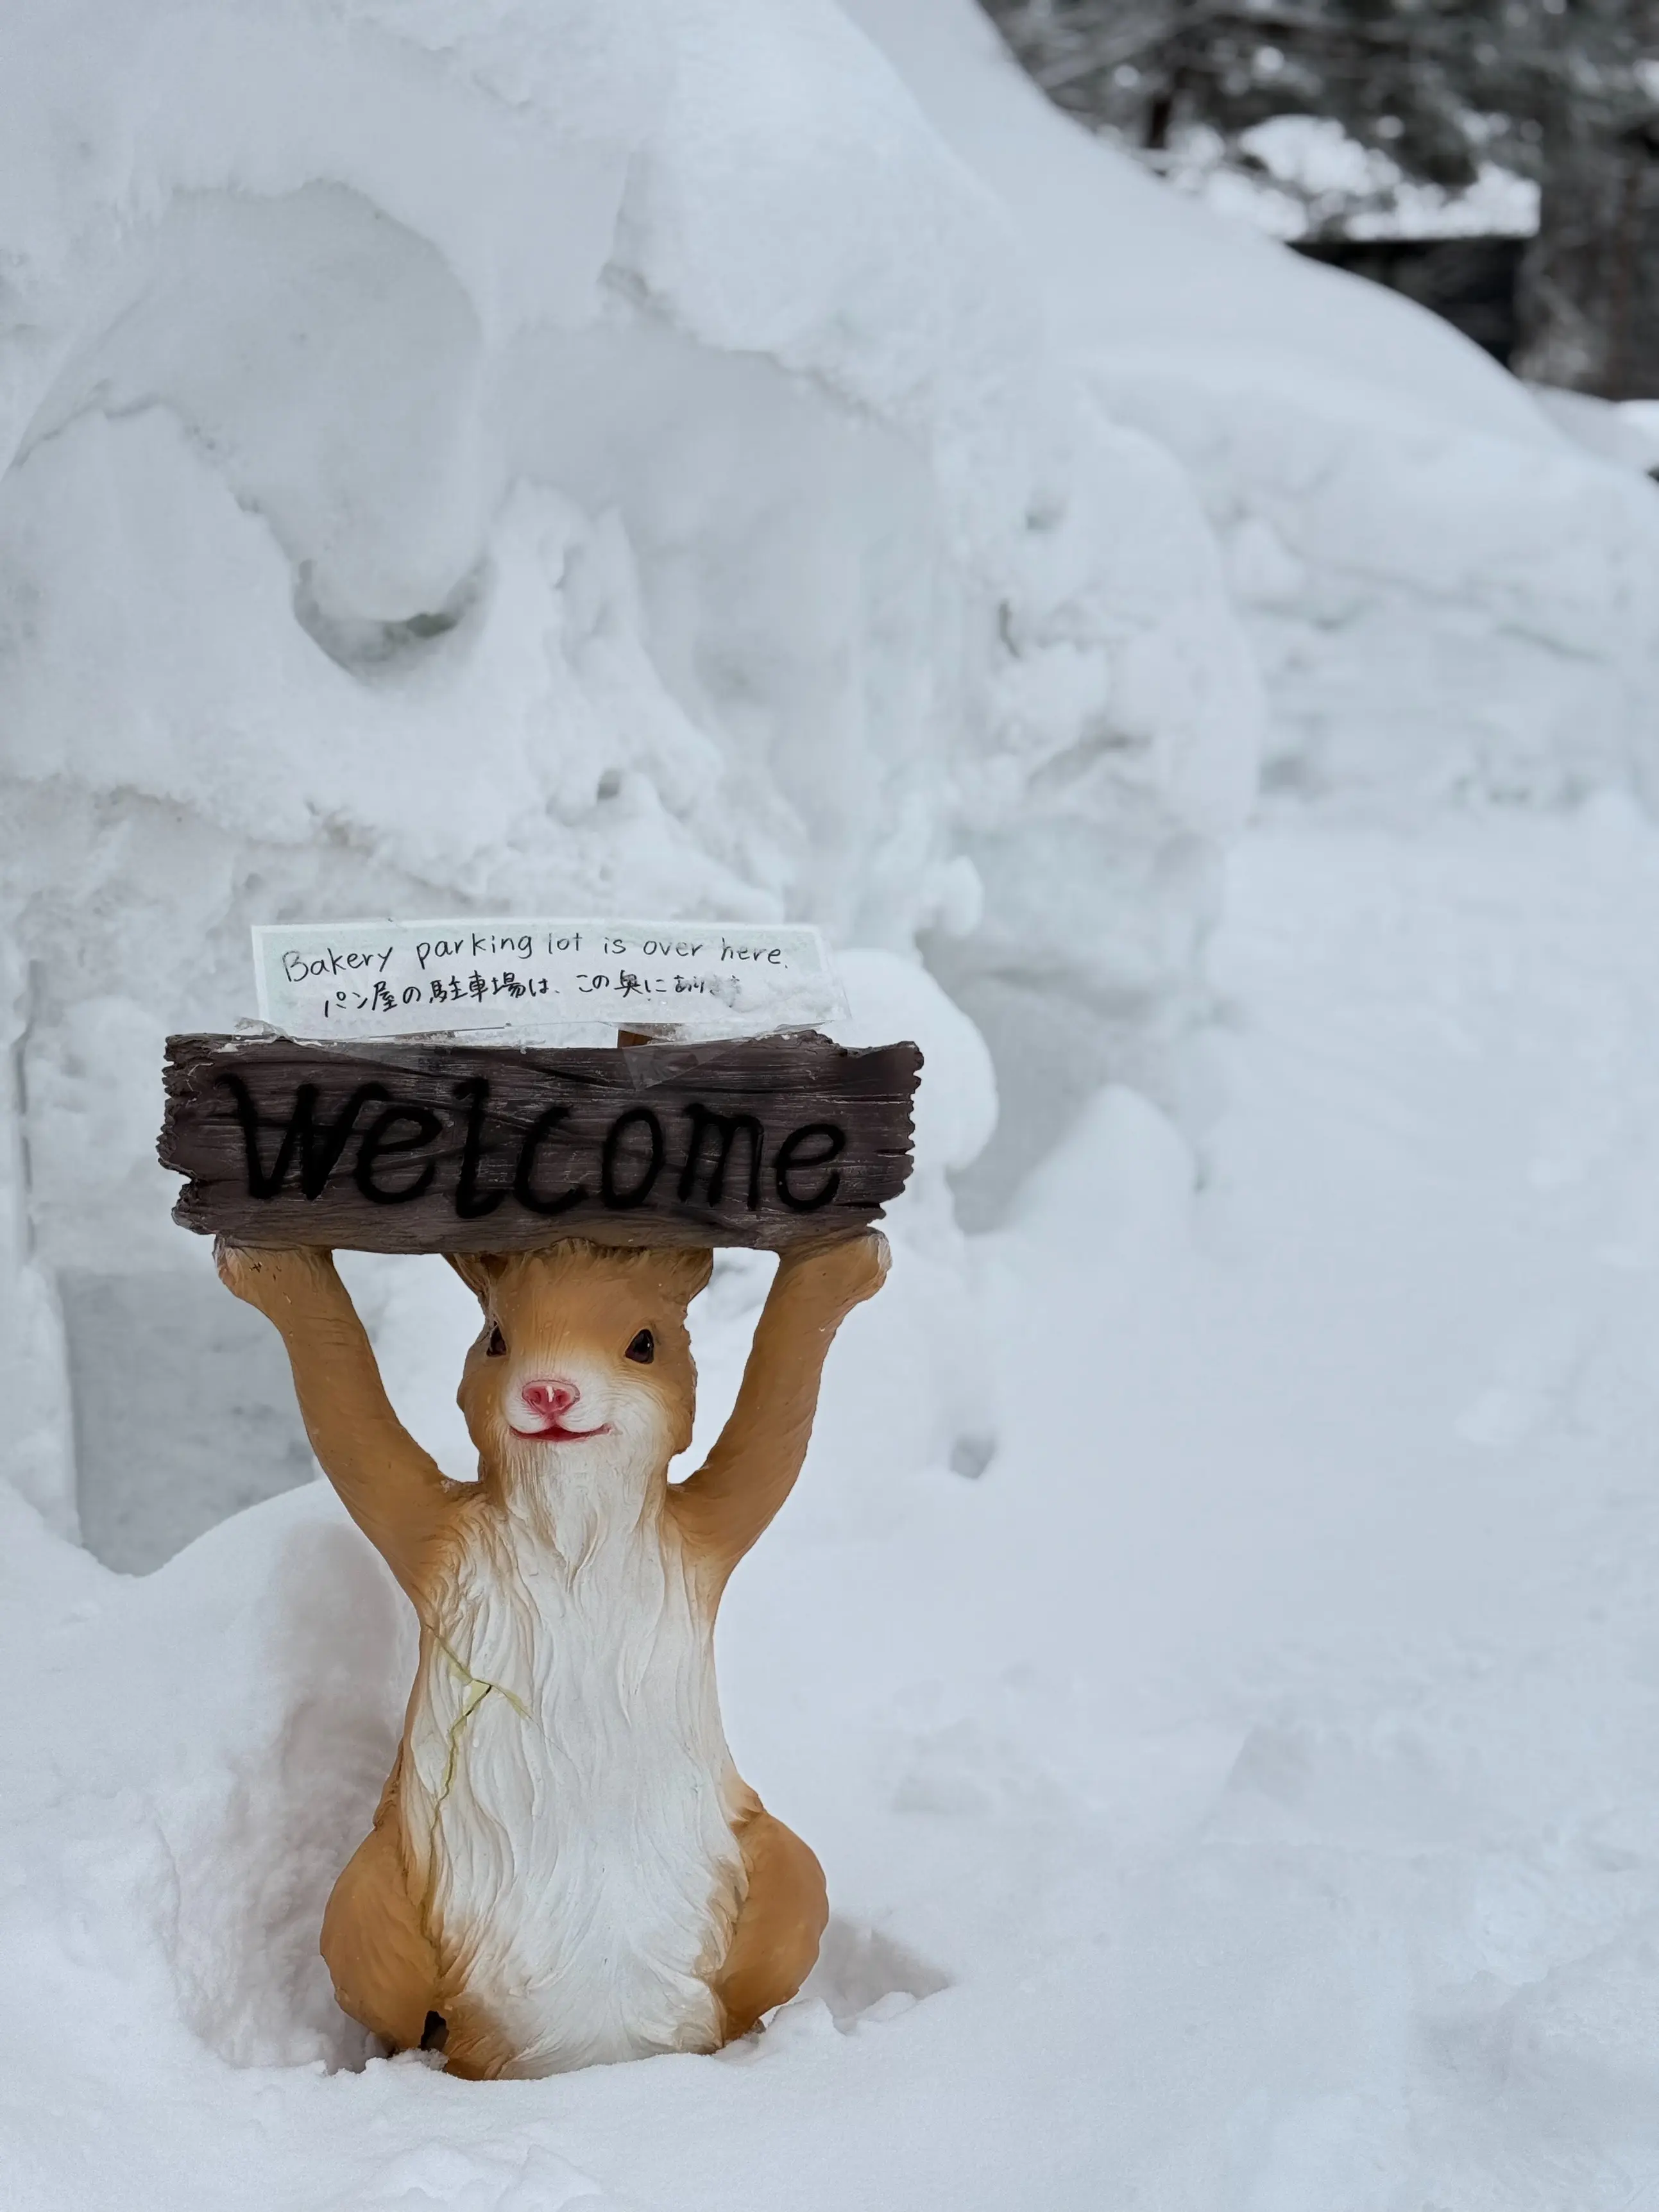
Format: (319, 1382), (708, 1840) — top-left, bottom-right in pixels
(400, 1497), (745, 2075)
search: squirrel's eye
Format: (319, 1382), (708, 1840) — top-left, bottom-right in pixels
(625, 1328), (655, 1365)
(486, 1324), (506, 1358)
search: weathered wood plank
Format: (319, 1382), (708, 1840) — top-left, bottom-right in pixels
(160, 1032), (921, 1253)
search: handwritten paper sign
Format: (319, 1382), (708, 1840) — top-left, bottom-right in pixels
(252, 920), (847, 1042)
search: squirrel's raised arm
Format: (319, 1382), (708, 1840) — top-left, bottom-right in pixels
(216, 1241), (454, 1598)
(670, 1231), (889, 1583)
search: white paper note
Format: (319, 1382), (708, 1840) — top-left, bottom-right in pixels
(251, 918), (847, 1042)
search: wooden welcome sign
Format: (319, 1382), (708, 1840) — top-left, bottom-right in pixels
(160, 1031), (921, 1253)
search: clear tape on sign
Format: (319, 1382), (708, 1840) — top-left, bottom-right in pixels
(251, 918), (848, 1043)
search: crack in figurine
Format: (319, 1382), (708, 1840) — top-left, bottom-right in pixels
(216, 1229), (889, 2078)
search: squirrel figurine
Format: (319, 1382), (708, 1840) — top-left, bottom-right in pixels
(216, 1229), (888, 2079)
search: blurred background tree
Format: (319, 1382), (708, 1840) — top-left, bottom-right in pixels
(983, 0), (1659, 397)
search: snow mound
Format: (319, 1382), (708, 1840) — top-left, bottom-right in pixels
(0, 0), (1258, 1542)
(854, 0), (1659, 808)
(12, 807), (1659, 2206)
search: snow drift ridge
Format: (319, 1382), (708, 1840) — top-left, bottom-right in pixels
(0, 0), (1258, 1537)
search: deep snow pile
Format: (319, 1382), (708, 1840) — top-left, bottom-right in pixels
(13, 2), (1659, 2204)
(12, 803), (1659, 2208)
(0, 0), (1258, 1549)
(853, 0), (1659, 809)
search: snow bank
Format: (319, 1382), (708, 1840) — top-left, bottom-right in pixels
(1532, 385), (1659, 478)
(0, 0), (1257, 1542)
(852, 0), (1659, 807)
(13, 806), (1659, 2206)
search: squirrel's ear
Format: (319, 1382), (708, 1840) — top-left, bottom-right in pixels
(658, 1247), (714, 1303)
(446, 1252), (509, 1306)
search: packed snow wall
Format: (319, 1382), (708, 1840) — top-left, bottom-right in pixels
(0, 0), (1258, 1555)
(855, 0), (1659, 809)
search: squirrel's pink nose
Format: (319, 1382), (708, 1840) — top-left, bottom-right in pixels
(519, 1378), (578, 1421)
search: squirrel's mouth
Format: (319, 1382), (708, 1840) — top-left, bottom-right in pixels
(508, 1421), (612, 1445)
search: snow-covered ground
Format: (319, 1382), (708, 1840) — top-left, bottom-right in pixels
(11, 799), (1659, 2208)
(8, 0), (1659, 2203)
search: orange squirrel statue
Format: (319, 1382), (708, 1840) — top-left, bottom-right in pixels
(216, 1229), (888, 2079)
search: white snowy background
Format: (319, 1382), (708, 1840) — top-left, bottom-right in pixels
(4, 0), (1659, 2205)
